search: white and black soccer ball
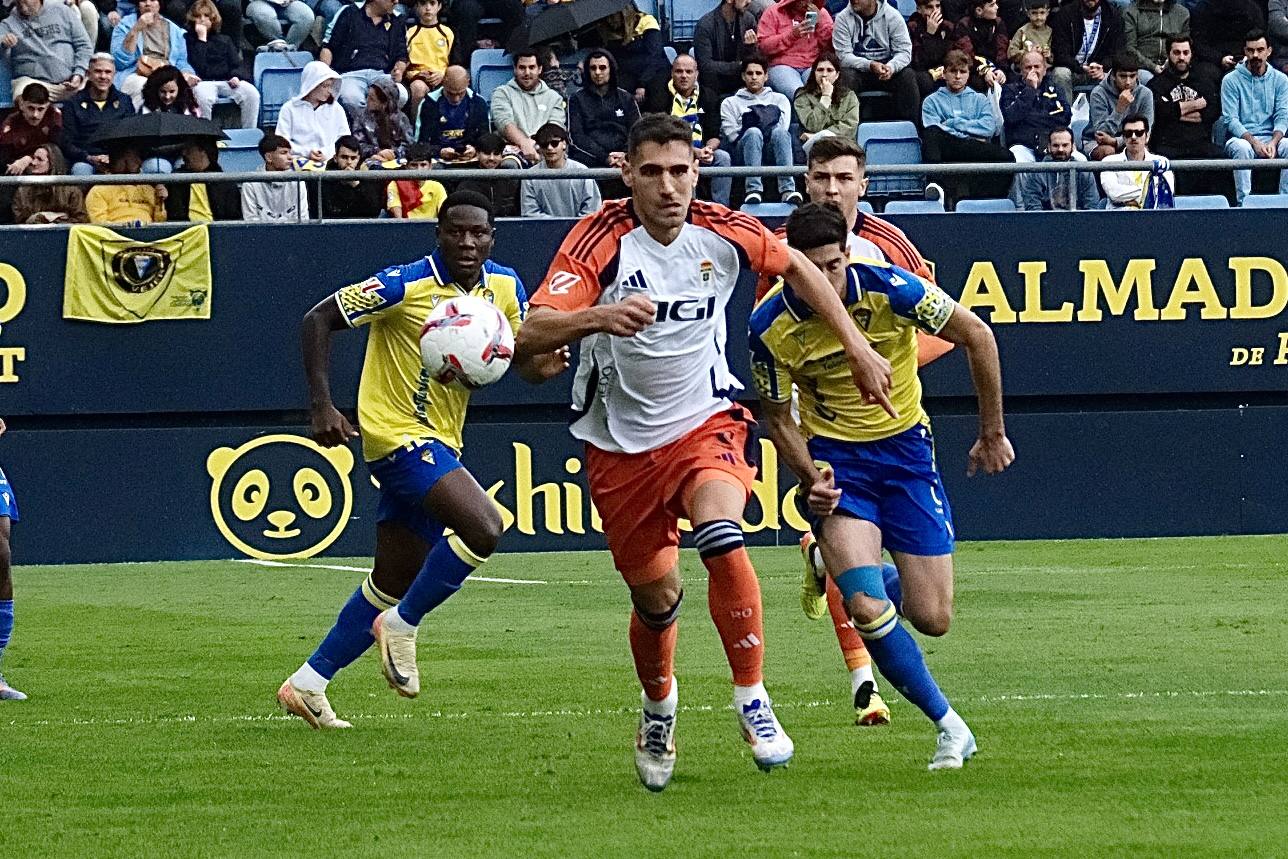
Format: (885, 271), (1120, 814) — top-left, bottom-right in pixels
(418, 294), (515, 389)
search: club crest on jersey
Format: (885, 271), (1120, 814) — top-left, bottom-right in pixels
(700, 260), (714, 284)
(547, 271), (580, 295)
(853, 308), (873, 329)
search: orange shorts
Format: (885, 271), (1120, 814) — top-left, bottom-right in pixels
(586, 406), (759, 586)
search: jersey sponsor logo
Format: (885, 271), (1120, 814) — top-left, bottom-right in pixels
(547, 271), (580, 294)
(653, 296), (717, 323)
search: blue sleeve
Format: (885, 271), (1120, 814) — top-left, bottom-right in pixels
(851, 262), (955, 333)
(334, 258), (427, 327)
(1277, 76), (1288, 134)
(921, 91), (949, 130)
(169, 23), (194, 75)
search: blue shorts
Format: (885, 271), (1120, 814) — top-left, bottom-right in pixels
(0, 465), (17, 522)
(367, 439), (463, 546)
(806, 425), (954, 557)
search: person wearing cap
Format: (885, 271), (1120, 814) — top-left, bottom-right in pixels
(519, 122), (602, 218)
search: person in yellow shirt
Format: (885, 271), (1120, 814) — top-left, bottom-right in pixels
(405, 0), (453, 115)
(385, 143), (447, 218)
(84, 147), (168, 225)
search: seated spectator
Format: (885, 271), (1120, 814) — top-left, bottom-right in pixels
(184, 0), (258, 129)
(244, 0), (313, 52)
(646, 52), (733, 206)
(1008, 0), (1053, 67)
(165, 138), (240, 220)
(320, 0), (408, 114)
(832, 0), (919, 123)
(85, 145), (167, 222)
(163, 0), (242, 49)
(1020, 126), (1100, 209)
(757, 0), (834, 99)
(140, 64), (200, 114)
(1222, 30), (1288, 205)
(11, 143), (88, 223)
(694, 0), (760, 121)
(953, 0), (1009, 72)
(275, 60), (351, 168)
(538, 45), (580, 102)
(1083, 54), (1153, 159)
(241, 132), (309, 221)
(520, 122), (602, 217)
(720, 55), (798, 204)
(1192, 0), (1263, 79)
(0, 0), (93, 102)
(921, 49), (1013, 199)
(111, 0), (197, 108)
(62, 53), (134, 175)
(321, 134), (384, 218)
(1100, 113), (1174, 207)
(490, 49), (566, 167)
(1001, 49), (1071, 161)
(1, 83), (63, 175)
(416, 66), (487, 161)
(1050, 0), (1123, 105)
(385, 142), (446, 218)
(404, 0), (452, 116)
(443, 0), (521, 68)
(907, 0), (957, 97)
(592, 3), (671, 107)
(456, 132), (519, 216)
(349, 76), (413, 164)
(1148, 34), (1223, 194)
(1122, 0), (1188, 81)
(568, 49), (640, 170)
(794, 52), (859, 155)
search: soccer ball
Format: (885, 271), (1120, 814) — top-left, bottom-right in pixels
(419, 295), (515, 389)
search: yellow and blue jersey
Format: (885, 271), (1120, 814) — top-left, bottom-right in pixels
(0, 464), (17, 522)
(334, 250), (527, 461)
(748, 256), (955, 443)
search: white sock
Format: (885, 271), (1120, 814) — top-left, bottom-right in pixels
(849, 665), (877, 697)
(383, 607), (418, 635)
(643, 677), (678, 715)
(289, 662), (328, 694)
(935, 707), (967, 732)
(733, 681), (769, 708)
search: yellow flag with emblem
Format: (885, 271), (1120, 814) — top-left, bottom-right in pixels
(63, 224), (213, 323)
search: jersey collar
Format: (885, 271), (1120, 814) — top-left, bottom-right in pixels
(781, 272), (859, 321)
(428, 249), (491, 293)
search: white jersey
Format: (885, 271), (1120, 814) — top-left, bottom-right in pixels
(531, 199), (791, 454)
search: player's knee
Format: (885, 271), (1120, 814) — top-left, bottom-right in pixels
(846, 592), (891, 626)
(458, 508), (502, 559)
(632, 587), (683, 630)
(909, 603), (952, 637)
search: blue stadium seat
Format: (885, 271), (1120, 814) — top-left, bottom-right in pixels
(893, 0), (917, 17)
(635, 0), (658, 18)
(224, 128), (265, 148)
(665, 0), (718, 41)
(1241, 193), (1288, 208)
(0, 60), (13, 109)
(218, 127), (265, 172)
(664, 45), (677, 65)
(740, 202), (796, 217)
(884, 199), (946, 214)
(471, 48), (513, 103)
(859, 121), (924, 197)
(858, 200), (875, 214)
(955, 198), (1017, 213)
(254, 51), (313, 127)
(1172, 194), (1229, 209)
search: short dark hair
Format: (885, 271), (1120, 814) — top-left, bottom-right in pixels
(807, 136), (867, 171)
(1048, 125), (1074, 143)
(476, 132), (505, 155)
(405, 142), (434, 162)
(532, 122), (567, 146)
(1166, 34), (1191, 52)
(1024, 0), (1049, 9)
(19, 82), (49, 104)
(334, 134), (361, 154)
(785, 202), (848, 253)
(259, 133), (290, 155)
(626, 113), (696, 157)
(741, 54), (767, 74)
(513, 48), (541, 68)
(1122, 112), (1149, 132)
(1246, 28), (1269, 46)
(439, 189), (495, 225)
(1113, 53), (1140, 74)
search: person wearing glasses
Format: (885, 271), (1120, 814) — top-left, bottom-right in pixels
(520, 123), (603, 218)
(1100, 113), (1174, 208)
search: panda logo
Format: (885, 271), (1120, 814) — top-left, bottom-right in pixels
(206, 435), (355, 560)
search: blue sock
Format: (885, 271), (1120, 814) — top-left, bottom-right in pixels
(396, 535), (486, 627)
(881, 563), (902, 614)
(307, 576), (396, 680)
(0, 600), (12, 666)
(856, 604), (951, 722)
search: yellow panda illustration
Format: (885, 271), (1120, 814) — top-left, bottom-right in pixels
(207, 435), (355, 560)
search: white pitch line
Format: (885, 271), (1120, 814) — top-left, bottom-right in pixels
(4, 689), (1287, 731)
(234, 558), (555, 585)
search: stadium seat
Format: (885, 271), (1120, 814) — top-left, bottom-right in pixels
(955, 198), (1017, 213)
(858, 200), (875, 214)
(884, 199), (947, 214)
(1172, 194), (1230, 209)
(0, 60), (12, 109)
(471, 48), (514, 103)
(858, 120), (924, 197)
(893, 0), (917, 16)
(1241, 193), (1288, 208)
(740, 202), (796, 217)
(218, 128), (266, 173)
(665, 0), (718, 41)
(254, 51), (312, 127)
(635, 0), (658, 16)
(664, 45), (677, 65)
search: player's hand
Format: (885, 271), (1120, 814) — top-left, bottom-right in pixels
(847, 346), (897, 419)
(0, 417), (6, 437)
(529, 346), (571, 380)
(967, 432), (1014, 476)
(599, 294), (656, 337)
(807, 466), (841, 517)
(311, 404), (359, 447)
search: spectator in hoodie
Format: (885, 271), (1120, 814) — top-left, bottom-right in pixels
(1083, 53), (1154, 158)
(1050, 0), (1124, 104)
(907, 0), (957, 97)
(832, 0), (918, 123)
(184, 0), (258, 129)
(595, 3), (671, 106)
(646, 52), (734, 206)
(404, 0), (452, 116)
(320, 135), (384, 218)
(1008, 0), (1053, 66)
(1100, 113), (1174, 207)
(568, 49), (641, 171)
(794, 52), (859, 155)
(385, 142), (446, 218)
(320, 0), (409, 114)
(0, 0), (93, 102)
(520, 122), (601, 217)
(490, 49), (567, 167)
(111, 0), (197, 108)
(165, 138), (240, 221)
(276, 60), (351, 168)
(416, 65), (487, 162)
(61, 53), (134, 175)
(721, 55), (799, 204)
(953, 0), (1009, 71)
(1191, 0), (1263, 79)
(457, 132), (519, 216)
(921, 49), (1013, 199)
(1122, 0), (1188, 80)
(694, 0), (760, 110)
(349, 75), (414, 163)
(1, 83), (62, 174)
(1148, 34), (1224, 194)
(757, 0), (834, 99)
(241, 132), (309, 222)
(1222, 30), (1288, 204)
(1002, 49), (1071, 161)
(1020, 126), (1101, 209)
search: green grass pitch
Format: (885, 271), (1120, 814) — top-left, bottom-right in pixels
(2, 536), (1287, 857)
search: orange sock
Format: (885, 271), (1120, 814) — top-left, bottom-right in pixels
(702, 543), (764, 687)
(629, 609), (677, 702)
(826, 576), (871, 672)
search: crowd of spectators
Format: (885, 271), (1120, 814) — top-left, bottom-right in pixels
(3, 0), (1288, 223)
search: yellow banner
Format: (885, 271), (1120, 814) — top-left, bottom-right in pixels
(63, 225), (212, 323)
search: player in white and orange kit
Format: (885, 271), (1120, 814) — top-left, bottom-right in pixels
(513, 114), (896, 791)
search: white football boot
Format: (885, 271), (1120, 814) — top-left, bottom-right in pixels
(635, 682), (678, 792)
(928, 714), (977, 770)
(372, 608), (420, 698)
(276, 679), (351, 729)
(736, 695), (794, 771)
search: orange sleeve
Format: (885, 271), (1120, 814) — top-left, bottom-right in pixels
(754, 225), (789, 302)
(692, 202), (792, 280)
(530, 202), (633, 312)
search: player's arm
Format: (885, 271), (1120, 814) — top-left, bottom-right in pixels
(0, 417), (6, 437)
(301, 297), (359, 448)
(934, 302), (1015, 476)
(760, 399), (841, 517)
(514, 298), (656, 360)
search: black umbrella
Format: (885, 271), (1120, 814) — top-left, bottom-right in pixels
(526, 0), (633, 45)
(89, 113), (229, 148)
